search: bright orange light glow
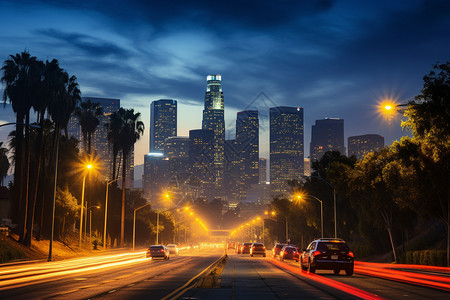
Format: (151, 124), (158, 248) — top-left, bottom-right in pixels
(375, 92), (402, 122)
(86, 164), (92, 169)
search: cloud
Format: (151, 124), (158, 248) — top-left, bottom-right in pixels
(35, 29), (130, 58)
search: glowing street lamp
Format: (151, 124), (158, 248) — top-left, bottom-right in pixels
(79, 164), (93, 248)
(133, 202), (152, 250)
(297, 193), (323, 238)
(302, 175), (337, 238)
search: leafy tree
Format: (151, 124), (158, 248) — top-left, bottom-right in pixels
(55, 186), (78, 238)
(402, 62), (450, 266)
(349, 149), (403, 261)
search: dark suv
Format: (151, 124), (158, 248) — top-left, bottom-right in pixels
(300, 238), (354, 276)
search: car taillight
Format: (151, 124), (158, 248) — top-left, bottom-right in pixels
(160, 249), (164, 252)
(313, 250), (321, 257)
(348, 251), (354, 257)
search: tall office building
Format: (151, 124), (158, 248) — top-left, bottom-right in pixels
(164, 136), (190, 186)
(259, 158), (267, 183)
(68, 97), (133, 188)
(310, 118), (345, 162)
(189, 129), (215, 197)
(304, 158), (311, 176)
(270, 107), (304, 195)
(202, 75), (225, 190)
(236, 110), (259, 188)
(150, 99), (177, 153)
(224, 139), (245, 201)
(348, 134), (384, 159)
(143, 153), (168, 200)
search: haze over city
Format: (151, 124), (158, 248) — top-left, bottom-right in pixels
(1, 0), (449, 166)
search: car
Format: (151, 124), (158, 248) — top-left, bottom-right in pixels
(279, 245), (299, 261)
(241, 242), (252, 254)
(146, 245), (170, 260)
(272, 243), (286, 257)
(166, 244), (179, 255)
(236, 243), (242, 254)
(300, 238), (354, 276)
(250, 243), (266, 257)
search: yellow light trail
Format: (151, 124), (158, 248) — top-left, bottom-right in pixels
(0, 252), (148, 290)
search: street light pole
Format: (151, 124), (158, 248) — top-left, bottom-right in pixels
(104, 178), (119, 251)
(302, 175), (337, 238)
(156, 211), (160, 244)
(48, 133), (59, 261)
(133, 202), (152, 250)
(306, 195), (323, 238)
(88, 205), (99, 248)
(284, 216), (288, 243)
(79, 174), (86, 248)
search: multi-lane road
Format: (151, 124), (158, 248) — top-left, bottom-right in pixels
(1, 246), (449, 299)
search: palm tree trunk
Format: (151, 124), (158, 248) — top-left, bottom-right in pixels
(21, 113), (31, 245)
(14, 114), (25, 242)
(24, 113), (45, 246)
(120, 152), (126, 247)
(38, 128), (48, 240)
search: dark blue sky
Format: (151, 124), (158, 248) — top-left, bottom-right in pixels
(1, 0), (449, 165)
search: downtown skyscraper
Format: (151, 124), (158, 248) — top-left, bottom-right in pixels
(150, 99), (177, 153)
(201, 75), (225, 190)
(348, 134), (384, 159)
(270, 106), (304, 195)
(310, 118), (345, 162)
(236, 110), (259, 188)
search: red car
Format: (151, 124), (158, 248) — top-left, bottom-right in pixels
(272, 243), (286, 257)
(279, 245), (299, 262)
(241, 242), (252, 254)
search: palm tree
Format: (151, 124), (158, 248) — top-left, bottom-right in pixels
(110, 108), (144, 247)
(46, 69), (81, 248)
(106, 112), (122, 181)
(0, 142), (10, 186)
(74, 99), (102, 155)
(24, 61), (81, 246)
(1, 51), (42, 243)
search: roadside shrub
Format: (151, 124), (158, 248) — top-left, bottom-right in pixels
(399, 249), (446, 266)
(0, 238), (27, 263)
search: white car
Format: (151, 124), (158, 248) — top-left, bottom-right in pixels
(166, 244), (179, 255)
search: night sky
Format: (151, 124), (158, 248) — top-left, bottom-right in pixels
(1, 0), (449, 166)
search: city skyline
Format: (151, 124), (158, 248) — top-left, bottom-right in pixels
(1, 1), (450, 166)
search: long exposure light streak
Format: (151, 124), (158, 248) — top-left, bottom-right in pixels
(269, 258), (385, 300)
(354, 262), (450, 291)
(0, 252), (150, 290)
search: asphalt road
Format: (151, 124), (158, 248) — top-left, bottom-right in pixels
(1, 248), (449, 299)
